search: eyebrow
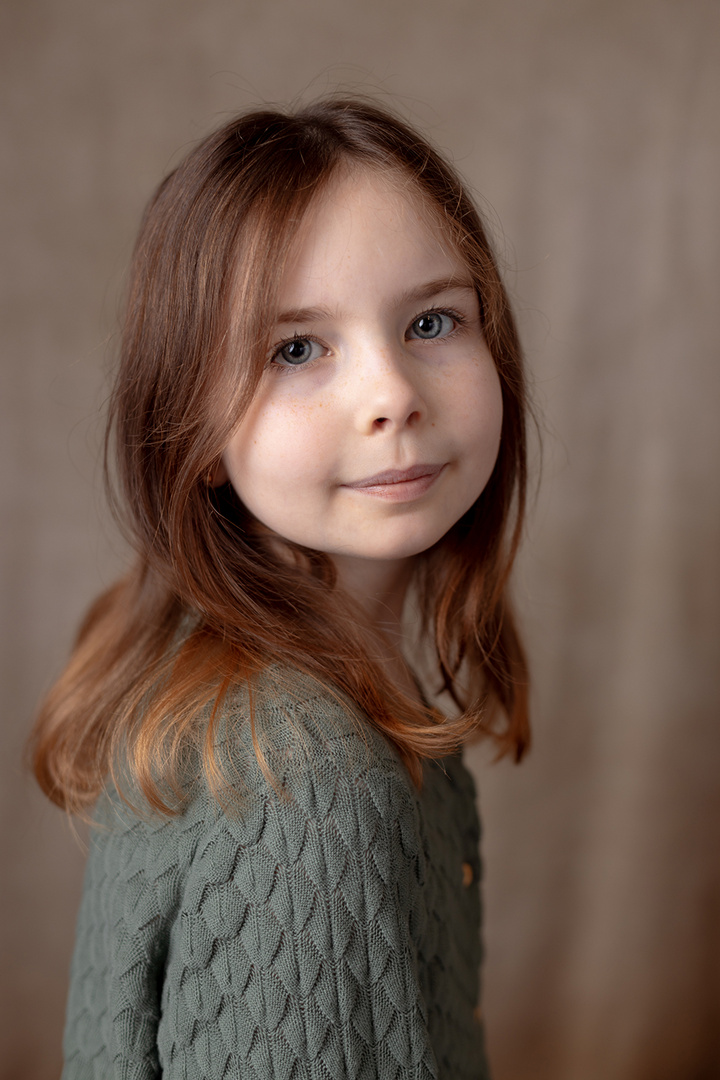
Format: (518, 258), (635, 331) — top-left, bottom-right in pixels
(397, 276), (477, 308)
(273, 277), (477, 327)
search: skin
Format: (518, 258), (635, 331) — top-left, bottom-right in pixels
(220, 168), (503, 692)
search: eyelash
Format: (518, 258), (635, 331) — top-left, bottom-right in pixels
(268, 334), (324, 374)
(268, 307), (468, 373)
(410, 307), (468, 337)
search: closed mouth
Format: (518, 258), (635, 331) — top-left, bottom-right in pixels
(343, 464), (447, 501)
(346, 464), (444, 489)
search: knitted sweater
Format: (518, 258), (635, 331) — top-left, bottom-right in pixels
(63, 670), (490, 1079)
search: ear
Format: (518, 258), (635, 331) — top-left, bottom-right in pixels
(209, 457), (229, 487)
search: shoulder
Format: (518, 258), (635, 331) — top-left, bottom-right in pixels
(91, 667), (424, 874)
(193, 665), (425, 870)
(90, 665), (419, 849)
(216, 664), (414, 801)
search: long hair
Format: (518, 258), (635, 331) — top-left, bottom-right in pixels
(31, 97), (530, 815)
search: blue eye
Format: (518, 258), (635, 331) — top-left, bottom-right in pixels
(407, 311), (456, 340)
(272, 337), (324, 367)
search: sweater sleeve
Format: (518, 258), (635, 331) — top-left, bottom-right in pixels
(157, 735), (439, 1080)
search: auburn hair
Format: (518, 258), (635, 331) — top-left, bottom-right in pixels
(31, 96), (530, 816)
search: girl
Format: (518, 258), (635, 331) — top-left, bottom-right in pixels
(32, 97), (529, 1080)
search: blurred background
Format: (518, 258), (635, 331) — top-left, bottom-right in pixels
(2, 1), (719, 1077)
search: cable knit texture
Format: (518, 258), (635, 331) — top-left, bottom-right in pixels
(63, 670), (490, 1079)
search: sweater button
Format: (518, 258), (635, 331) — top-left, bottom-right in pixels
(461, 861), (474, 887)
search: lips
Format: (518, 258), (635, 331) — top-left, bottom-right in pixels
(345, 464), (445, 490)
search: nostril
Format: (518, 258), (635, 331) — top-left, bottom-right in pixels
(373, 417), (389, 428)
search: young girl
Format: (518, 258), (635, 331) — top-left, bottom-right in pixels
(32, 97), (529, 1080)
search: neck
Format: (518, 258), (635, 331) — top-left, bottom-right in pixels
(331, 555), (421, 703)
(332, 554), (412, 631)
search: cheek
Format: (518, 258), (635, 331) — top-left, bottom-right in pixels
(222, 399), (338, 496)
(448, 358), (504, 461)
(478, 365), (504, 448)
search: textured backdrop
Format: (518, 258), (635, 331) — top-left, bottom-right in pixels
(2, 1), (719, 1077)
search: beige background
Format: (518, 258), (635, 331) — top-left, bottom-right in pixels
(2, 1), (719, 1077)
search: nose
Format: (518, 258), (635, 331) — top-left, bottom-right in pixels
(352, 346), (426, 435)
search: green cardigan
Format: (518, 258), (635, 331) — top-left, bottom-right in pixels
(63, 670), (490, 1079)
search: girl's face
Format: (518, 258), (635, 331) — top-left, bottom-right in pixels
(221, 168), (503, 582)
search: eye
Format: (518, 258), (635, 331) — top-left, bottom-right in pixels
(407, 310), (457, 341)
(271, 336), (325, 368)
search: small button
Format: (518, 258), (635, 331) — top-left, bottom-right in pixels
(461, 861), (474, 887)
(473, 1004), (483, 1024)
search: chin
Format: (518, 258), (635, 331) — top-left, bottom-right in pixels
(334, 530), (450, 563)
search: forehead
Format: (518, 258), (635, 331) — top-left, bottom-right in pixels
(275, 167), (469, 310)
